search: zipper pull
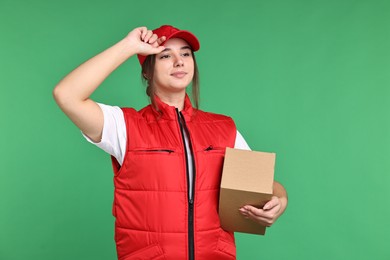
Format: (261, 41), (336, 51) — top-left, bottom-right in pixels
(204, 145), (213, 151)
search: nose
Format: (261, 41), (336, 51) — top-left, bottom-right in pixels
(173, 54), (184, 67)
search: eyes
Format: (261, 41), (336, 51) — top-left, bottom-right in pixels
(159, 52), (192, 60)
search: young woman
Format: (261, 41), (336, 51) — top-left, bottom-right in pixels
(53, 25), (288, 260)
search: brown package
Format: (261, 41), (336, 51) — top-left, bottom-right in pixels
(219, 148), (275, 235)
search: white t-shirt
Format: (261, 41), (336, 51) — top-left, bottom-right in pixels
(83, 103), (251, 165)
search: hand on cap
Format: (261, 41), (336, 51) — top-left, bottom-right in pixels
(125, 26), (166, 56)
(238, 196), (282, 227)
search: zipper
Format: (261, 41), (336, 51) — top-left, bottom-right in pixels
(204, 145), (213, 151)
(175, 108), (195, 260)
(133, 149), (174, 153)
(204, 145), (225, 152)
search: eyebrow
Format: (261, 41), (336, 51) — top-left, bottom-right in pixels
(161, 46), (192, 52)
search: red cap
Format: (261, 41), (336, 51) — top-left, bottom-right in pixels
(137, 25), (200, 65)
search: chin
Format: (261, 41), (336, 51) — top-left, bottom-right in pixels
(169, 82), (191, 91)
(170, 86), (189, 93)
(155, 79), (192, 93)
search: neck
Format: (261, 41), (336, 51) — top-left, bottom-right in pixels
(155, 89), (186, 111)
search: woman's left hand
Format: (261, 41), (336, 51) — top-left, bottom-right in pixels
(238, 196), (284, 227)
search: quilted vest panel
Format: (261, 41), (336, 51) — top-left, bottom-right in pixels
(111, 95), (237, 260)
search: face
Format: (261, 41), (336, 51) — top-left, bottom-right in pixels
(152, 38), (195, 95)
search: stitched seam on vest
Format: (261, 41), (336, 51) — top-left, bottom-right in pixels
(116, 226), (187, 233)
(193, 121), (233, 125)
(115, 188), (219, 191)
(116, 227), (226, 235)
(195, 227), (223, 232)
(196, 187), (219, 191)
(115, 188), (186, 192)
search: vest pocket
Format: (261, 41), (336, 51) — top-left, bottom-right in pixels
(203, 145), (226, 153)
(121, 244), (166, 260)
(216, 238), (236, 259)
(131, 148), (175, 154)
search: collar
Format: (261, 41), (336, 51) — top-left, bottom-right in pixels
(151, 93), (194, 121)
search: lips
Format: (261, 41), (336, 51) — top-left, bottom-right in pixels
(171, 71), (187, 78)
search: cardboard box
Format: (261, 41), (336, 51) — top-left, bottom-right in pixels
(219, 148), (275, 235)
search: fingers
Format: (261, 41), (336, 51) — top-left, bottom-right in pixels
(131, 26), (167, 56)
(239, 206), (274, 226)
(239, 201), (282, 227)
(142, 30), (153, 42)
(240, 205), (263, 216)
(245, 208), (277, 227)
(139, 26), (147, 40)
(148, 34), (158, 43)
(263, 196), (280, 210)
(140, 28), (165, 45)
(157, 36), (166, 45)
(148, 45), (166, 55)
(142, 34), (166, 54)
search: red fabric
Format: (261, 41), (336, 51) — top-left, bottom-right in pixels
(111, 95), (237, 259)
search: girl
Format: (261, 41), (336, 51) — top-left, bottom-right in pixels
(53, 25), (287, 260)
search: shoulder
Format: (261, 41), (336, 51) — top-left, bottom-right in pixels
(119, 105), (151, 118)
(119, 104), (161, 124)
(193, 109), (235, 123)
(120, 107), (139, 116)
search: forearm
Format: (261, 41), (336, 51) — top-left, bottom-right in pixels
(273, 181), (288, 214)
(53, 37), (135, 106)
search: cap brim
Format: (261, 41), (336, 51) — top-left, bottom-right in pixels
(164, 30), (200, 52)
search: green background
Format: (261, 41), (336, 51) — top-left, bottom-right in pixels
(1, 0), (389, 259)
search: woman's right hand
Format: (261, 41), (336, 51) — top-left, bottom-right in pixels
(124, 27), (166, 56)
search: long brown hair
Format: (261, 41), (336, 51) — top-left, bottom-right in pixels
(141, 51), (200, 109)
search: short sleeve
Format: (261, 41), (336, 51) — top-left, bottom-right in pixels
(82, 103), (127, 165)
(234, 130), (251, 150)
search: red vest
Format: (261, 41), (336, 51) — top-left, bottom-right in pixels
(111, 95), (237, 260)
